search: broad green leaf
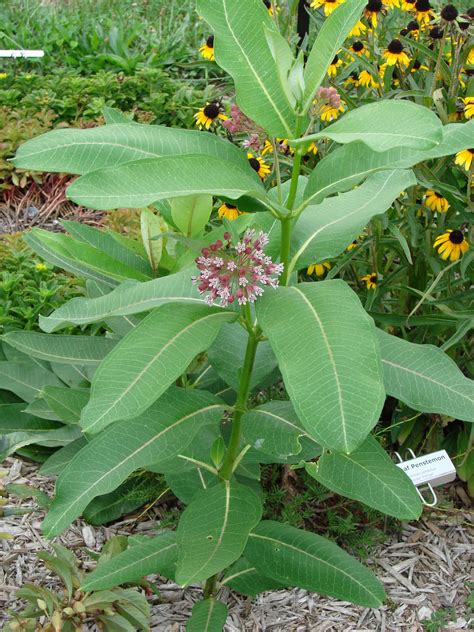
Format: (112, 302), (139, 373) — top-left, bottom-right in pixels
(0, 425), (81, 461)
(176, 480), (262, 586)
(306, 435), (422, 519)
(140, 208), (166, 271)
(197, 0), (297, 137)
(80, 303), (236, 434)
(187, 598), (228, 632)
(378, 330), (474, 422)
(83, 475), (165, 525)
(222, 557), (288, 596)
(39, 437), (88, 476)
(50, 362), (90, 388)
(294, 101), (443, 152)
(208, 323), (278, 392)
(66, 155), (264, 211)
(24, 230), (144, 287)
(302, 0), (367, 112)
(246, 521), (385, 607)
(171, 194), (213, 237)
(23, 399), (61, 421)
(42, 387), (90, 424)
(2, 332), (116, 365)
(0, 361), (62, 402)
(13, 123), (249, 174)
(103, 107), (132, 124)
(81, 532), (177, 590)
(62, 220), (151, 276)
(0, 404), (62, 433)
(304, 120), (474, 206)
(84, 280), (142, 337)
(40, 270), (201, 333)
(42, 388), (225, 536)
(242, 400), (319, 459)
(165, 467), (217, 505)
(290, 170), (416, 272)
(256, 282), (384, 453)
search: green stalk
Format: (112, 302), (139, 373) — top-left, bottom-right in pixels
(279, 217), (293, 286)
(219, 308), (259, 480)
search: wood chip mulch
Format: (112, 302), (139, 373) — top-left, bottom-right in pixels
(1, 458), (472, 631)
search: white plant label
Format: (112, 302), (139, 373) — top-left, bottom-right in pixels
(0, 50), (45, 58)
(396, 450), (456, 488)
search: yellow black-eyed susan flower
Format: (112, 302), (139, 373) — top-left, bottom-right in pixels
(217, 203), (241, 221)
(385, 0), (400, 8)
(35, 262), (48, 271)
(320, 101), (346, 121)
(425, 190), (450, 213)
(467, 48), (474, 65)
(411, 59), (429, 72)
(349, 41), (369, 57)
(455, 148), (474, 170)
(406, 19), (420, 37)
(263, 0), (279, 16)
(307, 261), (331, 277)
(307, 142), (318, 155)
(365, 0), (384, 27)
(383, 39), (410, 66)
(359, 69), (380, 88)
(199, 35), (215, 61)
(247, 153), (271, 179)
(310, 0), (344, 15)
(327, 54), (343, 77)
(361, 272), (378, 289)
(463, 98), (474, 119)
(194, 102), (228, 129)
(346, 236), (363, 251)
(433, 230), (469, 261)
(344, 71), (360, 87)
(414, 0), (433, 25)
(348, 20), (367, 37)
(401, 0), (416, 11)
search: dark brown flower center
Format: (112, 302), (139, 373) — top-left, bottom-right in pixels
(469, 148), (474, 154)
(415, 0), (431, 12)
(204, 103), (220, 118)
(352, 41), (364, 52)
(407, 20), (420, 30)
(429, 26), (444, 38)
(249, 157), (261, 172)
(449, 230), (464, 244)
(434, 192), (444, 198)
(441, 5), (458, 21)
(366, 0), (382, 11)
(331, 54), (339, 64)
(225, 204), (237, 209)
(413, 59), (422, 69)
(370, 275), (377, 283)
(388, 39), (404, 54)
(206, 35), (214, 47)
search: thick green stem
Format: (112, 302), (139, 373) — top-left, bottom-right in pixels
(286, 149), (303, 211)
(279, 217), (293, 286)
(219, 322), (259, 480)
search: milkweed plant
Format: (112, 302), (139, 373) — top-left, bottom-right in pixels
(7, 0), (474, 629)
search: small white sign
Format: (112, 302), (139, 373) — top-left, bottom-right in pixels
(396, 450), (456, 487)
(0, 50), (45, 58)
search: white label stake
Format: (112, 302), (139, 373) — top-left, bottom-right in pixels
(396, 450), (456, 488)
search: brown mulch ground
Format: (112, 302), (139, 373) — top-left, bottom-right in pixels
(1, 457), (473, 631)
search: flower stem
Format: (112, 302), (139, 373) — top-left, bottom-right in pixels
(279, 217), (293, 286)
(219, 316), (259, 481)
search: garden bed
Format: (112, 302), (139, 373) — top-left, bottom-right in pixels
(1, 457), (472, 631)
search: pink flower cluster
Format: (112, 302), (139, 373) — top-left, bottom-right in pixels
(316, 86), (341, 109)
(222, 104), (257, 136)
(193, 229), (283, 307)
